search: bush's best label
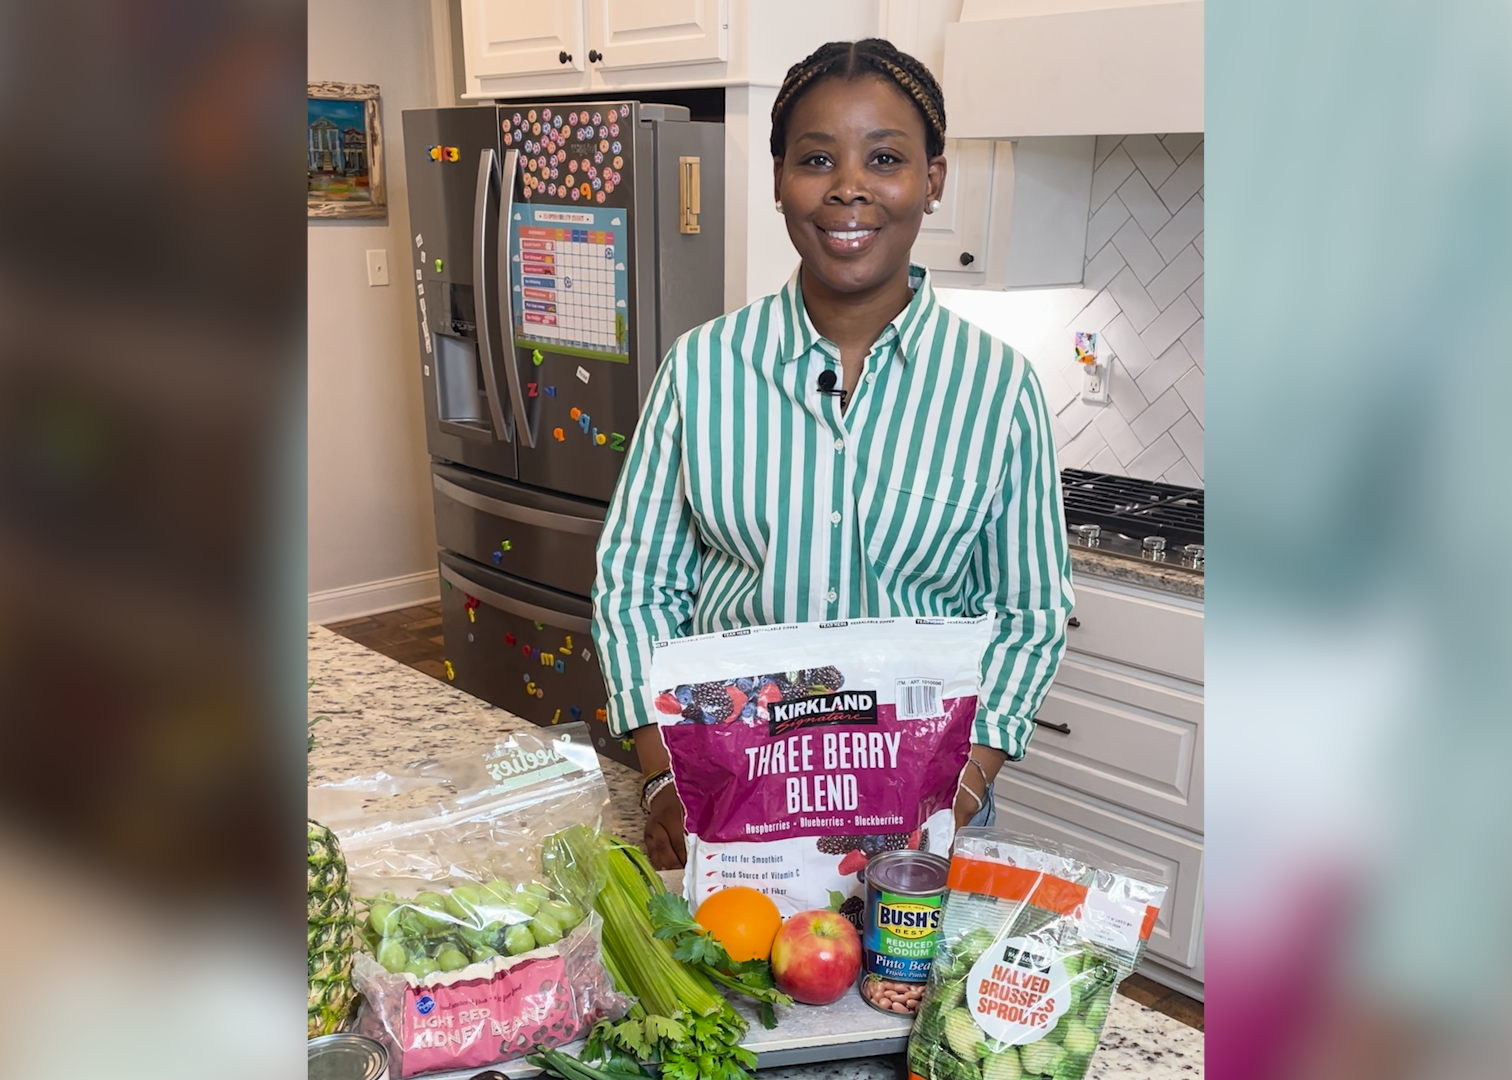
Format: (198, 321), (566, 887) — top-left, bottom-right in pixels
(863, 890), (943, 980)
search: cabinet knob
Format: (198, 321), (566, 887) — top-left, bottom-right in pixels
(559, 51), (572, 64)
(588, 49), (603, 63)
(959, 252), (975, 266)
(1067, 616), (1080, 628)
(1032, 718), (1072, 735)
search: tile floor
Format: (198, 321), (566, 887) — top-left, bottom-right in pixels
(324, 600), (1205, 1032)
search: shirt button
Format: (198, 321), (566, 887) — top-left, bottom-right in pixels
(866, 372), (877, 384)
(830, 511), (841, 524)
(833, 438), (844, 452)
(826, 589), (838, 603)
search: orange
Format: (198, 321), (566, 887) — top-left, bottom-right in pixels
(694, 887), (783, 963)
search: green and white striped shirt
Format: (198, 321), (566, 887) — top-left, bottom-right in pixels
(592, 265), (1074, 758)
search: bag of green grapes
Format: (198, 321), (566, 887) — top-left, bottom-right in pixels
(907, 829), (1168, 1080)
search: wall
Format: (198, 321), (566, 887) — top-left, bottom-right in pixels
(308, 0), (449, 620)
(938, 133), (1203, 487)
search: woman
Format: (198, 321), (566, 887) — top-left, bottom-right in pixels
(592, 39), (1074, 870)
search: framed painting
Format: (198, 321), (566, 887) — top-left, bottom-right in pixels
(308, 81), (386, 219)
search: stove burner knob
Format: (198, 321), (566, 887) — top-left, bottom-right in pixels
(1075, 524), (1101, 547)
(1142, 536), (1167, 561)
(1183, 543), (1204, 569)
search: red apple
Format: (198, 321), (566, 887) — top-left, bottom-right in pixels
(769, 908), (863, 1005)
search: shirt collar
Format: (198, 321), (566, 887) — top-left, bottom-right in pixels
(778, 263), (938, 366)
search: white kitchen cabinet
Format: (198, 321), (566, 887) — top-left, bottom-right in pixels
(997, 569), (1206, 998)
(588, 0), (728, 70)
(911, 138), (995, 285)
(459, 0), (877, 99)
(459, 0), (586, 82)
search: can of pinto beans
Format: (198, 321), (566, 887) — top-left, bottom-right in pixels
(859, 849), (950, 1014)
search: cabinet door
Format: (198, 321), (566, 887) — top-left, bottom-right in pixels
(1023, 655), (1203, 831)
(911, 138), (991, 280)
(461, 0), (585, 81)
(1067, 580), (1204, 684)
(994, 770), (1205, 972)
(587, 0), (728, 70)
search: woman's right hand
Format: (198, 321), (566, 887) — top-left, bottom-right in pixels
(644, 783), (688, 870)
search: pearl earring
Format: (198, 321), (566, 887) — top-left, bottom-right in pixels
(926, 199), (941, 215)
(775, 200), (783, 213)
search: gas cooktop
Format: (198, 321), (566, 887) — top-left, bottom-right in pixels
(1060, 468), (1204, 571)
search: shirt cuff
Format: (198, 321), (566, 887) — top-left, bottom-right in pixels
(971, 706), (1035, 761)
(605, 685), (657, 740)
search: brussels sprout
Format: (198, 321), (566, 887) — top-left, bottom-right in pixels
(945, 1007), (989, 1060)
(504, 923), (537, 955)
(981, 1048), (1024, 1080)
(1017, 1041), (1064, 1076)
(1062, 1021), (1097, 1057)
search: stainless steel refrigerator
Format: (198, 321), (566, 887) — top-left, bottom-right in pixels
(402, 101), (724, 768)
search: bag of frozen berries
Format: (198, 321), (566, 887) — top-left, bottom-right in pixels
(646, 616), (992, 917)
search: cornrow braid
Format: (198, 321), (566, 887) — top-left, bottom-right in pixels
(770, 39), (947, 159)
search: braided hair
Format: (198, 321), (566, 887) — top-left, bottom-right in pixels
(770, 39), (947, 159)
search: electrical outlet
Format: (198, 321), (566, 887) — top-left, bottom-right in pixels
(366, 249), (389, 286)
(1081, 362), (1110, 405)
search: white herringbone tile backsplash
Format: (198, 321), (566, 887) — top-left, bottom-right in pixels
(939, 135), (1204, 488)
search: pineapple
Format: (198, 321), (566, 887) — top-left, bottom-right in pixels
(308, 712), (358, 1037)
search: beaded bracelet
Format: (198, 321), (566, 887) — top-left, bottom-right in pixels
(639, 769), (676, 813)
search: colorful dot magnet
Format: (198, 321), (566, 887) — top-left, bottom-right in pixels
(553, 427), (565, 442)
(491, 551), (502, 564)
(532, 349), (544, 366)
(569, 706), (582, 720)
(504, 632), (516, 646)
(444, 660), (455, 680)
(522, 645), (533, 658)
(534, 621), (545, 630)
(595, 433), (606, 445)
(595, 708), (608, 723)
(522, 673), (531, 683)
(536, 688), (545, 699)
(434, 258), (443, 272)
(501, 539), (513, 551)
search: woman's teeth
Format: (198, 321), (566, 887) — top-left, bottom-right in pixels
(825, 228), (876, 241)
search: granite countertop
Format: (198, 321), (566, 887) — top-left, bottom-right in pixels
(1070, 547), (1204, 601)
(307, 625), (1203, 1079)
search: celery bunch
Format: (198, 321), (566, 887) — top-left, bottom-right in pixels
(542, 828), (764, 1080)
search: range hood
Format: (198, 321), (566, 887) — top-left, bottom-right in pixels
(944, 0), (1203, 139)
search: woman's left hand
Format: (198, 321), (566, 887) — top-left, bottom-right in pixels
(952, 748), (1006, 828)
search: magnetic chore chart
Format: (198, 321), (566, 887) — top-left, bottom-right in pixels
(510, 204), (629, 363)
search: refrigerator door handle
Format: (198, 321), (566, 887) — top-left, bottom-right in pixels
(432, 473), (604, 536)
(497, 150), (536, 449)
(473, 148), (513, 441)
(439, 561), (593, 634)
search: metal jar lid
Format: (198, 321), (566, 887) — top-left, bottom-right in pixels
(308, 1033), (389, 1080)
(1142, 536), (1167, 560)
(1075, 524), (1101, 547)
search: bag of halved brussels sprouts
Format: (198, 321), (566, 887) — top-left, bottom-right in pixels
(309, 722), (631, 1077)
(907, 829), (1168, 1080)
